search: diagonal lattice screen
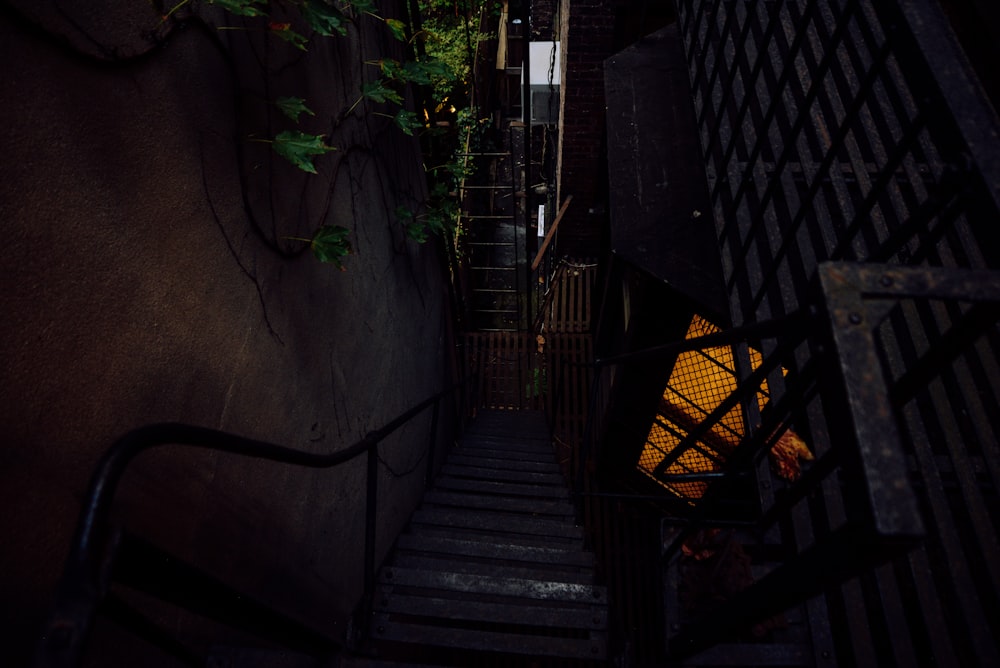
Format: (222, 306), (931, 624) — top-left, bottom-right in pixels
(637, 315), (772, 499)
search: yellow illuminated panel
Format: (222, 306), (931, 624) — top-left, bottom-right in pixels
(638, 315), (777, 499)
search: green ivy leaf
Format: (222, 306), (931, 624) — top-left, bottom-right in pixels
(310, 225), (352, 268)
(269, 22), (308, 50)
(392, 109), (422, 136)
(403, 57), (454, 85)
(208, 0), (266, 17)
(385, 18), (407, 42)
(394, 205), (414, 222)
(361, 79), (403, 105)
(345, 0), (378, 15)
(376, 58), (405, 80)
(405, 223), (428, 243)
(271, 130), (336, 174)
(275, 96), (315, 123)
(301, 0), (348, 37)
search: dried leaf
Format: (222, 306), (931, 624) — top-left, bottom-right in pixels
(768, 428), (814, 481)
(680, 528), (723, 561)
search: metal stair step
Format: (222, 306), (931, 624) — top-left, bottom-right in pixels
(469, 410), (548, 428)
(433, 476), (570, 499)
(389, 554), (593, 583)
(374, 591), (607, 630)
(393, 534), (594, 568)
(421, 490), (576, 517)
(404, 525), (585, 552)
(458, 437), (554, 455)
(440, 463), (566, 486)
(410, 508), (583, 540)
(377, 567), (607, 604)
(451, 444), (557, 464)
(445, 453), (562, 474)
(371, 618), (607, 660)
(677, 642), (812, 666)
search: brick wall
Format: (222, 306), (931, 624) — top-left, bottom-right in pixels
(556, 0), (616, 256)
(532, 0), (558, 40)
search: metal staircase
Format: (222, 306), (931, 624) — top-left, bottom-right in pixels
(348, 410), (608, 666)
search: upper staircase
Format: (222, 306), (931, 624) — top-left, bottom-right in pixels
(343, 409), (608, 666)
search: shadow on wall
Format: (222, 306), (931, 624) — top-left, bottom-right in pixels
(0, 1), (452, 663)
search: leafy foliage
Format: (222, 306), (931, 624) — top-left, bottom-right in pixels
(271, 130), (336, 173)
(391, 109), (423, 135)
(208, 0), (266, 17)
(405, 223), (429, 242)
(385, 18), (408, 41)
(309, 225), (352, 268)
(269, 22), (308, 50)
(275, 96), (315, 123)
(361, 79), (403, 105)
(345, 0), (378, 15)
(300, 0), (349, 36)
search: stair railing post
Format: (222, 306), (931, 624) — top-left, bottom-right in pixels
(362, 435), (379, 640)
(425, 400), (440, 489)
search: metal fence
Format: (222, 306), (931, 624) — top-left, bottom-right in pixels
(663, 0), (1000, 662)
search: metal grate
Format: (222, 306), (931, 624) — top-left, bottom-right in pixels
(673, 0), (1000, 663)
(677, 0), (1000, 323)
(637, 315), (773, 500)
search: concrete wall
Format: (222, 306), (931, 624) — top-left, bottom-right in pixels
(0, 1), (452, 663)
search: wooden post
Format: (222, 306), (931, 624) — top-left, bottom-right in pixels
(531, 195), (573, 271)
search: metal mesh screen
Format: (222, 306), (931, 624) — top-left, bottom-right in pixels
(637, 315), (773, 499)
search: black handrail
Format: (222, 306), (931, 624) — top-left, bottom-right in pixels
(35, 379), (470, 668)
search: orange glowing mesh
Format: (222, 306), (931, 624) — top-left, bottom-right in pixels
(637, 315), (776, 499)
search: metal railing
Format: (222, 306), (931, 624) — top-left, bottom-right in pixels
(578, 263), (1000, 659)
(35, 379), (472, 668)
(670, 0), (1000, 659)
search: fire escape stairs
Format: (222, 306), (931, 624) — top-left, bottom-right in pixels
(344, 409), (608, 666)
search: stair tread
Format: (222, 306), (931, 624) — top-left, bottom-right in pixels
(379, 567), (606, 604)
(676, 642), (813, 666)
(458, 438), (554, 455)
(433, 476), (570, 499)
(451, 444), (557, 464)
(363, 409), (608, 663)
(445, 453), (562, 473)
(375, 592), (606, 630)
(394, 534), (594, 567)
(372, 618), (607, 660)
(410, 508), (584, 540)
(422, 490), (576, 517)
(390, 554), (593, 583)
(440, 463), (566, 486)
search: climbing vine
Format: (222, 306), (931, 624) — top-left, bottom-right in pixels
(152, 0), (492, 267)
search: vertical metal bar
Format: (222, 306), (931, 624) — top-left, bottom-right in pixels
(731, 0), (858, 286)
(749, 28), (896, 312)
(667, 523), (920, 660)
(425, 400), (440, 488)
(362, 440), (378, 637)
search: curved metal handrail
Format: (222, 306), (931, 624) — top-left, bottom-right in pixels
(36, 380), (468, 667)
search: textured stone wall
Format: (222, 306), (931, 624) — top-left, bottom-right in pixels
(0, 1), (453, 663)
